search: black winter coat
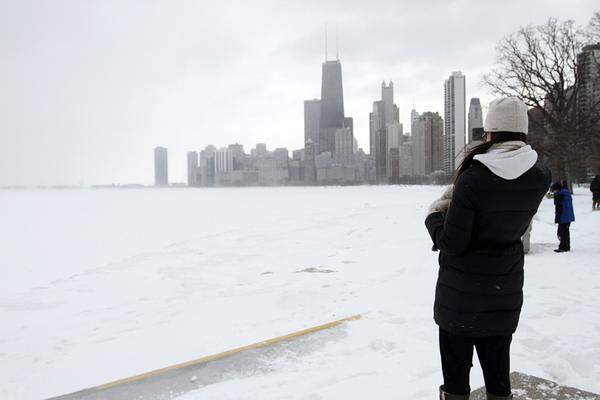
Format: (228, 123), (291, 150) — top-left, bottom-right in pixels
(591, 178), (600, 194)
(425, 161), (551, 337)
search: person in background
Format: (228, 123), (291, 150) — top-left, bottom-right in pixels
(552, 181), (575, 252)
(425, 97), (550, 400)
(590, 175), (600, 211)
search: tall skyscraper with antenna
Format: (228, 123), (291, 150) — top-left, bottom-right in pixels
(319, 29), (345, 156)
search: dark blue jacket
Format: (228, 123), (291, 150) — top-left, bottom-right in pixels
(554, 188), (575, 224)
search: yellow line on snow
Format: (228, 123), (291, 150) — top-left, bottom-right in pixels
(85, 314), (361, 393)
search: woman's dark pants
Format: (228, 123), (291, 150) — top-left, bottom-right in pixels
(439, 328), (512, 396)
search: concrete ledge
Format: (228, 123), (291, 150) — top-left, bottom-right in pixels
(47, 315), (360, 400)
(471, 371), (600, 399)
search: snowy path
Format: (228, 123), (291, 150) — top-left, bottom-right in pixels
(0, 186), (598, 399)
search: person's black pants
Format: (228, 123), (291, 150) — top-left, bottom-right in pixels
(439, 328), (512, 396)
(557, 222), (571, 250)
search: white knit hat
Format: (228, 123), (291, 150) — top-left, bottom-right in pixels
(484, 97), (528, 135)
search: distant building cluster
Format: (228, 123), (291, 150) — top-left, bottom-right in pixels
(153, 60), (488, 187)
(369, 71), (483, 184)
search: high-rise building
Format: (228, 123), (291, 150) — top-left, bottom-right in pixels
(228, 143), (246, 170)
(304, 139), (317, 183)
(411, 109), (420, 134)
(292, 149), (304, 162)
(369, 101), (383, 158)
(410, 109), (421, 175)
(273, 148), (290, 170)
(214, 148), (233, 174)
(304, 99), (321, 153)
(577, 44), (600, 174)
(468, 98), (484, 143)
(443, 71), (466, 173)
(399, 141), (414, 177)
(187, 151), (198, 187)
(370, 81), (400, 182)
(382, 81), (394, 125)
(386, 122), (403, 179)
(334, 127), (355, 166)
(412, 120), (425, 176)
(412, 112), (444, 176)
(319, 59), (345, 155)
(154, 146), (168, 186)
(344, 116), (354, 135)
(199, 145), (216, 186)
(421, 112), (444, 174)
(254, 143), (268, 157)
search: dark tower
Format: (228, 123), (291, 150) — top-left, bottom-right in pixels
(154, 146), (168, 186)
(319, 59), (345, 155)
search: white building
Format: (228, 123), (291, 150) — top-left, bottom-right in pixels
(443, 71), (466, 173)
(214, 147), (234, 174)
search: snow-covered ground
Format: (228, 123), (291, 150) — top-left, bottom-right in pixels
(0, 186), (598, 400)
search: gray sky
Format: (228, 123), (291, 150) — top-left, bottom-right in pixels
(1, 0), (598, 186)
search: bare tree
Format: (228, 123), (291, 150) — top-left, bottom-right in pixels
(586, 11), (600, 42)
(483, 16), (600, 181)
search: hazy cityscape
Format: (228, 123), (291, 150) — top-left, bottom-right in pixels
(153, 57), (476, 187)
(149, 40), (600, 188)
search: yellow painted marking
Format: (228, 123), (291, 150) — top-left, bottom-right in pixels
(84, 314), (361, 393)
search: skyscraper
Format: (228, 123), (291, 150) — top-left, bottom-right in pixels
(382, 81), (394, 125)
(319, 59), (345, 155)
(304, 139), (317, 183)
(577, 44), (600, 174)
(411, 109), (420, 135)
(370, 81), (399, 182)
(214, 148), (233, 174)
(228, 143), (245, 170)
(468, 98), (484, 143)
(187, 151), (198, 187)
(154, 146), (168, 186)
(421, 112), (444, 174)
(443, 71), (466, 173)
(304, 99), (321, 153)
(334, 127), (354, 166)
(386, 122), (403, 180)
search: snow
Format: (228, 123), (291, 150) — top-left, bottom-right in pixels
(0, 186), (599, 400)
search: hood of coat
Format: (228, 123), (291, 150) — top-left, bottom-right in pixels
(473, 141), (538, 180)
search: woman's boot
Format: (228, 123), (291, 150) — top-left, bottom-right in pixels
(439, 387), (469, 399)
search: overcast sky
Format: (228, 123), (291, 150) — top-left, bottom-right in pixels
(1, 0), (598, 186)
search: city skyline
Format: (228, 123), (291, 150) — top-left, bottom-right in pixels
(2, 1), (599, 186)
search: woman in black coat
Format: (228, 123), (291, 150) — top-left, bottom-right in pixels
(425, 97), (551, 400)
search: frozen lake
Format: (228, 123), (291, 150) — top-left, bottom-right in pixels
(1, 186), (599, 399)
